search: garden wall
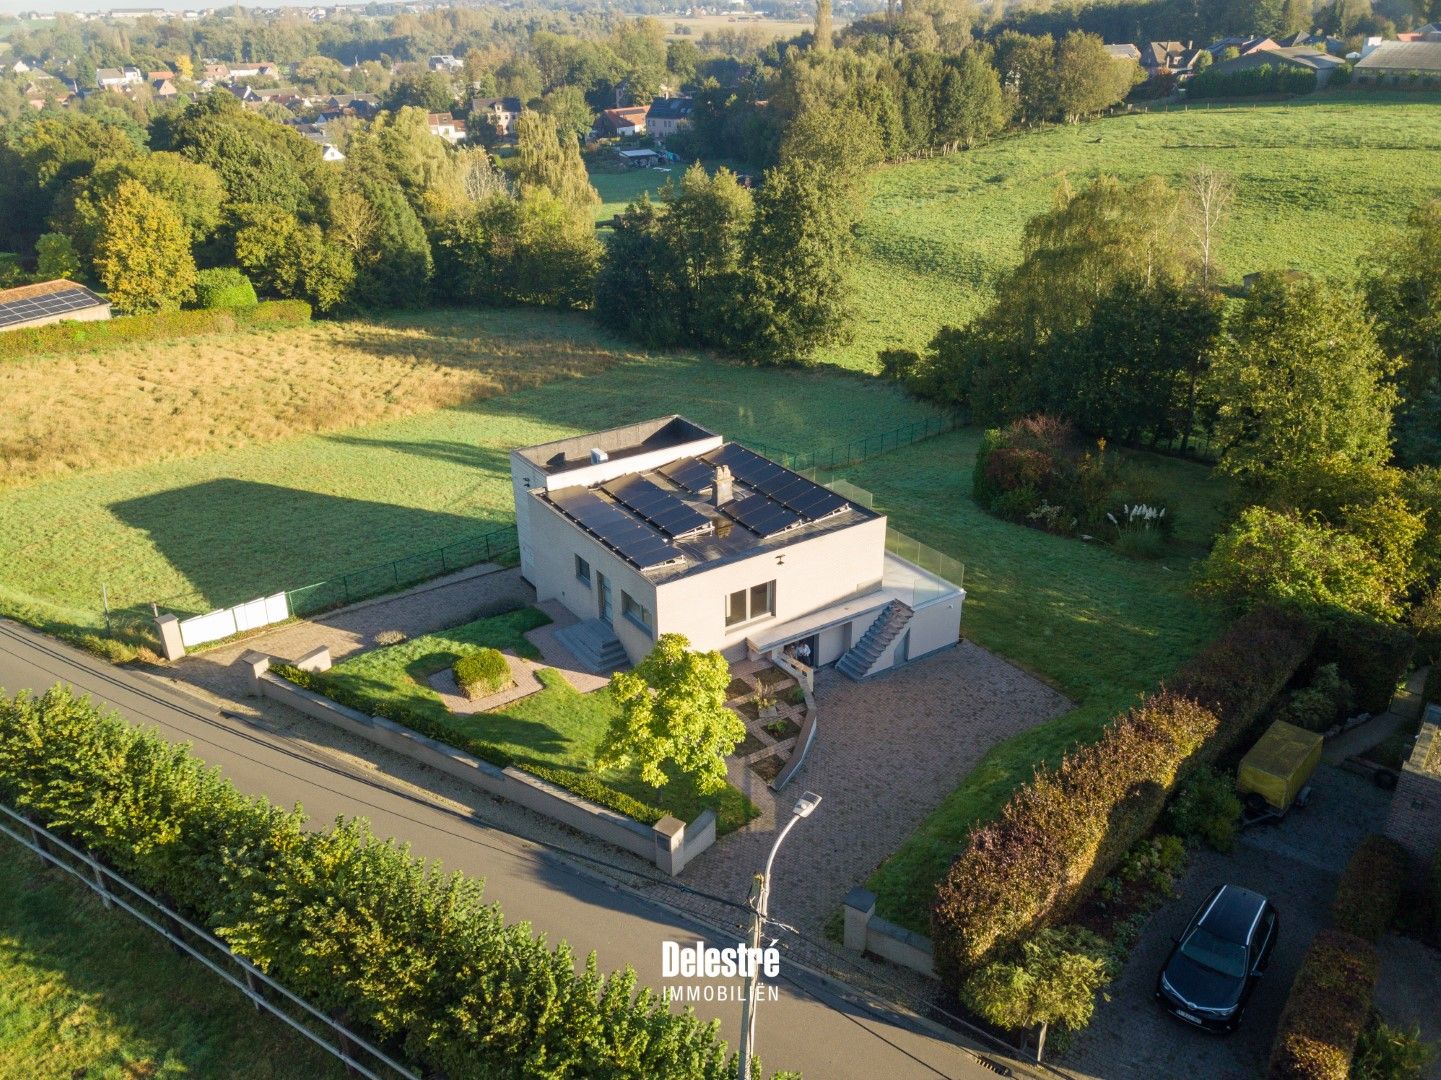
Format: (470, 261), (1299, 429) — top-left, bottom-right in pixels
(1383, 712), (1441, 877)
(252, 662), (715, 876)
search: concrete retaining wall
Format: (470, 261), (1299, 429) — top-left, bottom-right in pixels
(255, 669), (714, 875)
(842, 887), (937, 978)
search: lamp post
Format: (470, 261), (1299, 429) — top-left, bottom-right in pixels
(737, 790), (821, 1080)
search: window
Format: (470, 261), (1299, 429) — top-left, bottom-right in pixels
(621, 591), (653, 635)
(725, 580), (776, 628)
(575, 554), (591, 586)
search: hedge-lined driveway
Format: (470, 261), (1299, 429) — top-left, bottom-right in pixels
(1060, 765), (1390, 1080)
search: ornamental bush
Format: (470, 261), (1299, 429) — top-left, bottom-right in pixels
(1331, 836), (1408, 941)
(193, 267), (259, 310)
(0, 687), (753, 1079)
(454, 647), (510, 698)
(1268, 929), (1378, 1080)
(1165, 766), (1242, 852)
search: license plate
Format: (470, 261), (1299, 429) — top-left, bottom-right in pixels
(1175, 1010), (1204, 1026)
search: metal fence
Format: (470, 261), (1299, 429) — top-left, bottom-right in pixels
(743, 411), (962, 473)
(0, 802), (419, 1080)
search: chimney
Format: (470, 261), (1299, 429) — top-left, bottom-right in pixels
(712, 465), (733, 507)
(589, 447), (609, 465)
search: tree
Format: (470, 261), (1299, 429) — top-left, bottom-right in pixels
(385, 67), (455, 112)
(598, 634), (744, 795)
(815, 0), (834, 52)
(92, 179), (196, 312)
(334, 129), (433, 307)
(233, 203), (354, 312)
(1185, 166), (1234, 292)
(593, 195), (687, 342)
(539, 85), (594, 144)
(935, 50), (1009, 150)
(1053, 31), (1138, 123)
(961, 927), (1114, 1061)
(1206, 273), (1397, 493)
(994, 32), (1057, 125)
(1196, 506), (1405, 620)
(35, 232), (81, 280)
(514, 110), (598, 212)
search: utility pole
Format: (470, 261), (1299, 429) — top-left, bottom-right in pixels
(737, 791), (821, 1080)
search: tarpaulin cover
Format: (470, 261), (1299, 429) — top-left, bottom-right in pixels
(1237, 720), (1324, 811)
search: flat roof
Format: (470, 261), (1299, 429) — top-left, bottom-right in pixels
(515, 415), (716, 476)
(0, 279), (109, 331)
(534, 441), (877, 581)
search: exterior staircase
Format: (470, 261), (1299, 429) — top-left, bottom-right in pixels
(836, 599), (914, 681)
(554, 618), (627, 673)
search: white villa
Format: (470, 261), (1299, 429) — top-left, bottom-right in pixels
(511, 417), (964, 677)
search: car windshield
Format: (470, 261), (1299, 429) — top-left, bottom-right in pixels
(1179, 927), (1248, 978)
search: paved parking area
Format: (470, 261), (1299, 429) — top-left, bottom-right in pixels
(1060, 765), (1392, 1080)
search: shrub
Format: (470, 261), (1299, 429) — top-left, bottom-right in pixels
(1411, 585), (1441, 664)
(193, 267), (258, 310)
(960, 926), (1115, 1037)
(1166, 766), (1242, 852)
(1313, 611), (1416, 714)
(1276, 663), (1353, 733)
(0, 689), (756, 1079)
(453, 647), (510, 698)
(1267, 929), (1378, 1080)
(931, 692), (1217, 979)
(1331, 836), (1408, 941)
(2, 299), (310, 359)
(1352, 1017), (1436, 1080)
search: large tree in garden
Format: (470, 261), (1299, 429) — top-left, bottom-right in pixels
(1205, 273), (1398, 494)
(514, 109), (598, 213)
(598, 634), (744, 795)
(93, 179), (196, 312)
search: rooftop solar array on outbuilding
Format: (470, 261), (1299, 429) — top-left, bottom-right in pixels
(549, 487), (685, 570)
(0, 282), (107, 330)
(601, 474), (712, 539)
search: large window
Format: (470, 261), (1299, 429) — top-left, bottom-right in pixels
(575, 554), (591, 586)
(725, 580), (775, 627)
(621, 591), (653, 636)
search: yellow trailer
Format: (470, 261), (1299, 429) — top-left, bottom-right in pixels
(1237, 720), (1324, 816)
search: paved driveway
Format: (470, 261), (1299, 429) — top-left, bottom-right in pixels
(1060, 765), (1391, 1080)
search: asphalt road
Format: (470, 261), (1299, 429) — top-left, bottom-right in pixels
(0, 620), (1004, 1080)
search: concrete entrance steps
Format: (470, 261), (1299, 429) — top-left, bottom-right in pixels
(553, 618), (626, 673)
(836, 599), (914, 681)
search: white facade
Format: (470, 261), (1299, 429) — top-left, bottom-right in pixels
(511, 417), (964, 675)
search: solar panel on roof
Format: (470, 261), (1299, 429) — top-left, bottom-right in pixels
(658, 457), (715, 494)
(549, 488), (685, 570)
(723, 493), (801, 538)
(602, 475), (712, 539)
(707, 443), (853, 522)
(0, 285), (106, 330)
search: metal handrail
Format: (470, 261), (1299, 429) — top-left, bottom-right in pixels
(0, 802), (419, 1080)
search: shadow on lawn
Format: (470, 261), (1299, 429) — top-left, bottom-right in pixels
(110, 479), (506, 613)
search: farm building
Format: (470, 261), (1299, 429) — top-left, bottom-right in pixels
(511, 416), (964, 676)
(1354, 41), (1441, 81)
(0, 279), (111, 333)
(1206, 46), (1350, 86)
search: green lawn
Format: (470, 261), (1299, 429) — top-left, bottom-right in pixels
(0, 835), (342, 1080)
(849, 431), (1230, 931)
(589, 159), (747, 222)
(0, 314), (942, 644)
(316, 609), (758, 833)
(836, 92), (1441, 371)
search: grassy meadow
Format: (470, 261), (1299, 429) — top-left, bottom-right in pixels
(0, 835), (341, 1080)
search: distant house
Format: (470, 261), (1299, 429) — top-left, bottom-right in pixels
(1103, 43), (1142, 62)
(148, 69), (174, 82)
(9, 59), (31, 74)
(321, 143), (346, 162)
(1206, 36), (1278, 60)
(646, 95), (693, 138)
(1205, 45), (1349, 87)
(0, 279), (111, 334)
(470, 96), (522, 136)
(152, 78), (179, 97)
(599, 105), (648, 137)
(203, 62), (230, 81)
(228, 61), (279, 80)
(95, 67), (143, 89)
(1142, 41), (1205, 76)
(1353, 40), (1441, 80)
(428, 54), (463, 72)
(426, 111), (467, 144)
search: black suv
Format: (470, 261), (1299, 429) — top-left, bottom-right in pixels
(1156, 885), (1278, 1033)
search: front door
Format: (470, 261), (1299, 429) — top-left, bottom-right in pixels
(597, 572), (613, 624)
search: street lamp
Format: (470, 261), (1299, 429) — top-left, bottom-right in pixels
(737, 790), (821, 1080)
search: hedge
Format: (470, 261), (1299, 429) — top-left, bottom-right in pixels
(455, 647), (511, 698)
(193, 267), (259, 310)
(0, 687), (755, 1079)
(1268, 929), (1378, 1080)
(1, 299), (310, 359)
(1430, 842), (1441, 946)
(1312, 611), (1415, 714)
(931, 606), (1315, 982)
(1330, 835), (1408, 941)
(931, 692), (1218, 981)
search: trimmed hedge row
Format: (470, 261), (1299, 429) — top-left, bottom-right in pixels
(1330, 835), (1408, 941)
(0, 687), (750, 1079)
(1267, 929), (1378, 1080)
(272, 664), (668, 825)
(2, 299), (310, 358)
(931, 692), (1218, 980)
(931, 606), (1316, 982)
(1312, 611), (1415, 714)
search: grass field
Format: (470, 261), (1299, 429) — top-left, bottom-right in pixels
(316, 608), (758, 832)
(0, 835), (341, 1080)
(851, 432), (1230, 930)
(0, 308), (645, 489)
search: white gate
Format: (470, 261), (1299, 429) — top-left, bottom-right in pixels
(178, 592), (289, 648)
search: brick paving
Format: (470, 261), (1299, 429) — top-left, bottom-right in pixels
(1059, 765), (1392, 1080)
(682, 640), (1073, 940)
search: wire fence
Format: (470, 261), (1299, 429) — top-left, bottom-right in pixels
(743, 410), (963, 473)
(0, 802), (419, 1080)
